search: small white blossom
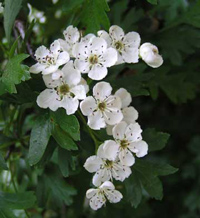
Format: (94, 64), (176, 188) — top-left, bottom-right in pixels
(37, 61), (88, 115)
(27, 4), (46, 24)
(84, 140), (131, 186)
(139, 43), (163, 68)
(106, 88), (138, 135)
(59, 25), (80, 57)
(74, 36), (118, 80)
(98, 25), (141, 64)
(30, 40), (69, 77)
(52, 0), (59, 4)
(86, 181), (123, 210)
(112, 121), (148, 166)
(80, 82), (123, 130)
(0, 3), (4, 14)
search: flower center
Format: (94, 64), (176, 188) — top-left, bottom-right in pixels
(120, 139), (129, 149)
(152, 48), (158, 54)
(98, 102), (106, 111)
(89, 55), (98, 65)
(115, 41), (124, 52)
(58, 84), (70, 95)
(105, 160), (113, 168)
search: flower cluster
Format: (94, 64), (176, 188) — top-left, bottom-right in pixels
(30, 25), (163, 210)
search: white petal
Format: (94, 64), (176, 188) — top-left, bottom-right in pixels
(100, 181), (115, 190)
(81, 33), (96, 43)
(90, 37), (107, 54)
(123, 32), (141, 48)
(125, 122), (142, 142)
(115, 88), (132, 108)
(105, 190), (123, 203)
(118, 149), (135, 166)
(70, 85), (87, 100)
(86, 188), (98, 199)
(56, 51), (70, 66)
(88, 65), (108, 80)
(87, 110), (106, 130)
(74, 59), (90, 73)
(129, 140), (148, 157)
(43, 72), (62, 88)
(101, 47), (118, 67)
(103, 110), (123, 125)
(84, 155), (103, 173)
(80, 96), (97, 116)
(63, 25), (80, 44)
(106, 125), (114, 136)
(97, 140), (119, 161)
(97, 30), (112, 46)
(29, 63), (46, 74)
(58, 39), (71, 53)
(106, 95), (122, 110)
(112, 162), (132, 181)
(121, 47), (139, 63)
(62, 61), (81, 86)
(122, 106), (138, 124)
(36, 89), (60, 111)
(60, 97), (79, 115)
(89, 193), (106, 210)
(79, 78), (89, 94)
(109, 25), (125, 41)
(112, 121), (128, 140)
(93, 82), (112, 101)
(73, 41), (89, 58)
(42, 65), (59, 75)
(35, 45), (49, 60)
(50, 40), (61, 58)
(51, 70), (64, 80)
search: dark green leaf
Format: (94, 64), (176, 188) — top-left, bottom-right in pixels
(4, 0), (23, 44)
(28, 114), (52, 166)
(143, 128), (170, 152)
(0, 152), (8, 170)
(1, 54), (30, 94)
(147, 0), (157, 5)
(0, 191), (36, 209)
(52, 125), (78, 151)
(81, 0), (110, 33)
(0, 209), (18, 218)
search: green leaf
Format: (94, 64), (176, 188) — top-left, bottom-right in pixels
(0, 209), (18, 218)
(58, 147), (76, 177)
(147, 0), (158, 5)
(143, 128), (170, 152)
(125, 170), (142, 208)
(81, 0), (110, 33)
(51, 109), (80, 141)
(4, 0), (23, 44)
(52, 125), (78, 151)
(28, 114), (52, 166)
(0, 152), (8, 170)
(1, 54), (30, 94)
(0, 191), (36, 209)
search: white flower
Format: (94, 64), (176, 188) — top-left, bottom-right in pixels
(98, 25), (141, 64)
(74, 36), (118, 80)
(106, 88), (138, 135)
(52, 0), (59, 4)
(0, 3), (4, 14)
(84, 140), (131, 186)
(27, 4), (46, 24)
(37, 61), (88, 115)
(139, 43), (163, 68)
(59, 25), (80, 57)
(112, 121), (148, 166)
(86, 181), (123, 210)
(30, 40), (69, 77)
(80, 82), (123, 130)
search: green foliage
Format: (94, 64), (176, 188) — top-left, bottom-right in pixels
(81, 0), (110, 33)
(1, 54), (30, 94)
(147, 0), (157, 5)
(3, 0), (23, 44)
(0, 152), (8, 170)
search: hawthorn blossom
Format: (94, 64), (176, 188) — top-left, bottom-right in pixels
(86, 181), (123, 210)
(74, 36), (118, 80)
(139, 43), (163, 68)
(30, 40), (69, 77)
(37, 61), (88, 115)
(80, 82), (123, 130)
(28, 3), (46, 24)
(106, 88), (138, 135)
(98, 25), (141, 64)
(84, 140), (131, 186)
(112, 121), (148, 166)
(59, 25), (80, 57)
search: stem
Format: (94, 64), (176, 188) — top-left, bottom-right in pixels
(77, 110), (99, 152)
